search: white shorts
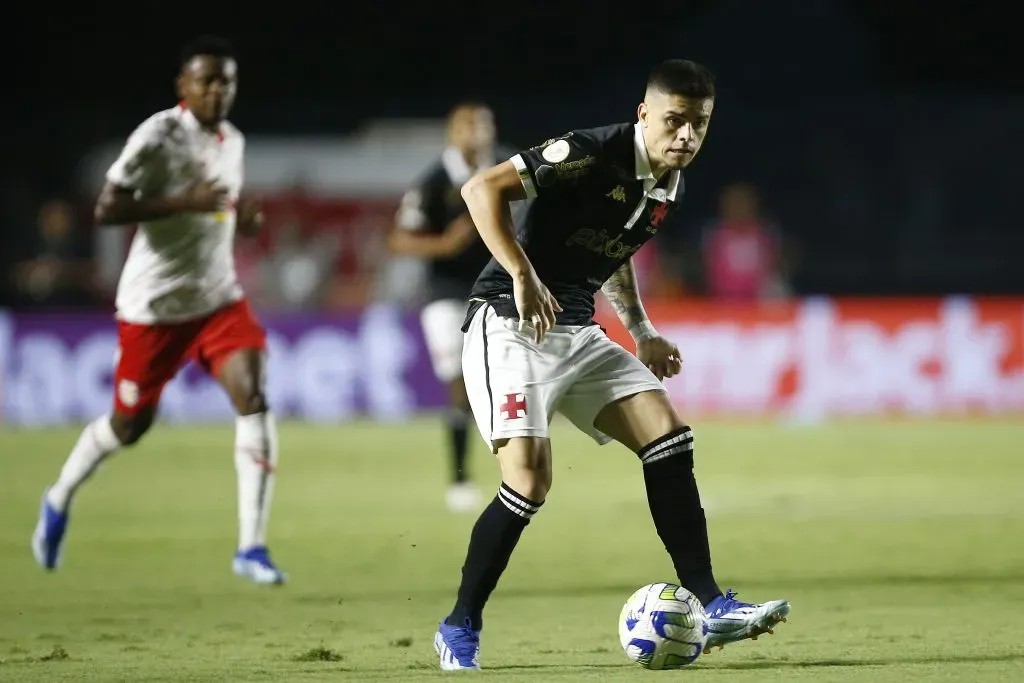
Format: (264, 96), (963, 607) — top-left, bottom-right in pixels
(421, 299), (470, 382)
(462, 304), (665, 450)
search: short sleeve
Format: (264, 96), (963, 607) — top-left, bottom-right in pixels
(396, 171), (450, 231)
(105, 118), (166, 191)
(509, 131), (604, 199)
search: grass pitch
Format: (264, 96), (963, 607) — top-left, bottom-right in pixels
(1, 417), (1023, 682)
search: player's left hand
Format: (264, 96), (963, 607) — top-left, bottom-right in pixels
(237, 198), (264, 237)
(636, 336), (683, 381)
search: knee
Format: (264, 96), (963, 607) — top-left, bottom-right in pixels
(505, 469), (551, 505)
(110, 409), (154, 446)
(648, 405), (687, 444)
(514, 471), (552, 503)
(498, 438), (553, 503)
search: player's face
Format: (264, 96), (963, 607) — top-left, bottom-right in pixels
(638, 90), (714, 172)
(449, 106), (496, 153)
(177, 56), (238, 125)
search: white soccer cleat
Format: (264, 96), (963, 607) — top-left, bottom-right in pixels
(232, 546), (286, 585)
(434, 618), (481, 670)
(445, 482), (481, 513)
(703, 589), (790, 652)
(32, 488), (68, 571)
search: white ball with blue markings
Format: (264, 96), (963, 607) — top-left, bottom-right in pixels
(618, 582), (709, 669)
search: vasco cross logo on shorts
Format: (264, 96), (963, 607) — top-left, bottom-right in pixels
(500, 393), (527, 420)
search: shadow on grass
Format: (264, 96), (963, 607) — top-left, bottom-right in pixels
(292, 570), (1024, 605)
(484, 651), (1024, 672)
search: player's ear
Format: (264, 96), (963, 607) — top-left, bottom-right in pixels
(637, 102), (648, 126)
(174, 73), (186, 100)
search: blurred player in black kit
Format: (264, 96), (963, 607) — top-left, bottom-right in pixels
(389, 103), (514, 513)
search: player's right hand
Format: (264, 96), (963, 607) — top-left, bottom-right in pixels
(184, 180), (230, 213)
(513, 269), (562, 343)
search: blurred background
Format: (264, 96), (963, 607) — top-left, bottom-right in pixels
(2, 0), (1022, 425)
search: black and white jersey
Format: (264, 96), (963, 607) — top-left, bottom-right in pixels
(396, 146), (514, 302)
(465, 123), (684, 327)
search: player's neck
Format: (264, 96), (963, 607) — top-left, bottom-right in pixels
(649, 163), (671, 181)
(179, 102), (222, 135)
(197, 119), (222, 135)
(644, 146), (671, 181)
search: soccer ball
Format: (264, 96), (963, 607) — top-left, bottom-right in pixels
(618, 582), (709, 669)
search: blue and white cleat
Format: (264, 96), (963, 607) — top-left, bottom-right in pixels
(703, 589), (790, 653)
(31, 488), (68, 571)
(232, 546), (286, 585)
(434, 618), (481, 670)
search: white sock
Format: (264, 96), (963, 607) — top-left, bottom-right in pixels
(235, 411), (278, 551)
(47, 415), (123, 512)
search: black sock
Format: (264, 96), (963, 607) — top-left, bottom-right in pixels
(639, 427), (723, 607)
(446, 483), (543, 630)
(447, 411), (470, 484)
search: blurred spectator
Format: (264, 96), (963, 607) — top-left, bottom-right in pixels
(632, 239), (681, 298)
(700, 183), (792, 300)
(257, 213), (340, 311)
(11, 199), (103, 308)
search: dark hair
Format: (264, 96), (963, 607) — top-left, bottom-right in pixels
(180, 35), (236, 69)
(646, 59), (715, 99)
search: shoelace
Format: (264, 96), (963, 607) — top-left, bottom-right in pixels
(247, 549), (274, 566)
(445, 622), (480, 660)
(708, 589), (746, 617)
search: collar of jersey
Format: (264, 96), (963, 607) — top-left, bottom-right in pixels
(633, 123), (680, 202)
(442, 146), (494, 186)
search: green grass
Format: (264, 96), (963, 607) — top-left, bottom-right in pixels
(1, 417), (1023, 682)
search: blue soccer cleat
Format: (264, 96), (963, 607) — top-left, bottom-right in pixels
(31, 488), (68, 571)
(434, 617), (481, 670)
(232, 546), (286, 585)
(703, 589), (790, 653)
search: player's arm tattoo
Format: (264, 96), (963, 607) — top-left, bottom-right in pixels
(601, 258), (649, 330)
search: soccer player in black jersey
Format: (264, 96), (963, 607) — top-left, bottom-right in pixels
(389, 103), (513, 513)
(433, 60), (790, 670)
